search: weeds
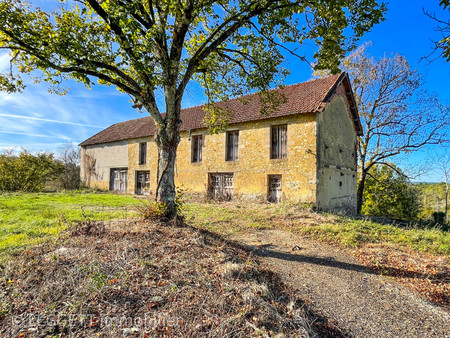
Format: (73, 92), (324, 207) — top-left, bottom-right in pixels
(0, 220), (335, 337)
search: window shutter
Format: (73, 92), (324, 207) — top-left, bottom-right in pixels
(198, 136), (202, 162)
(233, 132), (239, 160)
(281, 125), (287, 158)
(270, 125), (287, 159)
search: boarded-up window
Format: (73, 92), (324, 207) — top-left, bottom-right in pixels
(192, 135), (203, 163)
(270, 125), (287, 159)
(136, 170), (150, 195)
(208, 173), (233, 200)
(226, 131), (239, 161)
(139, 142), (147, 165)
(110, 168), (128, 192)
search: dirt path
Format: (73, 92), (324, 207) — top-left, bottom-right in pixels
(229, 229), (450, 338)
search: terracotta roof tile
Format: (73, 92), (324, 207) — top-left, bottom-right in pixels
(80, 73), (348, 147)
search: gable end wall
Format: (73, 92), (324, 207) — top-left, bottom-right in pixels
(316, 82), (358, 211)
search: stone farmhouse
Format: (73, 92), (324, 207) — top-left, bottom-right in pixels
(80, 72), (362, 210)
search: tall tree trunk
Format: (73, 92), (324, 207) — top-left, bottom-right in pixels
(155, 127), (180, 219)
(356, 171), (366, 214)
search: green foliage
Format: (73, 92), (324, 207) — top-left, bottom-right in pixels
(0, 0), (386, 119)
(0, 150), (64, 192)
(136, 200), (169, 220)
(362, 164), (422, 221)
(137, 186), (186, 219)
(416, 183), (447, 222)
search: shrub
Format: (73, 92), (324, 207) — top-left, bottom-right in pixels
(0, 150), (64, 192)
(362, 164), (422, 221)
(136, 200), (169, 220)
(137, 186), (187, 220)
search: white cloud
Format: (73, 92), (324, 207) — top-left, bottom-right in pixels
(0, 52), (11, 73)
(0, 131), (70, 139)
(0, 113), (105, 128)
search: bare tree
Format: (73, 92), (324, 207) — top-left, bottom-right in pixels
(57, 143), (81, 190)
(423, 0), (450, 63)
(341, 44), (449, 213)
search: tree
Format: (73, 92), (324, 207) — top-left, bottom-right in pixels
(339, 44), (449, 214)
(424, 0), (450, 63)
(0, 150), (64, 192)
(0, 0), (386, 218)
(57, 143), (81, 190)
(363, 164), (422, 221)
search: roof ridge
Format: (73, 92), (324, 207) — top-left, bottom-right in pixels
(180, 73), (342, 112)
(80, 73), (350, 147)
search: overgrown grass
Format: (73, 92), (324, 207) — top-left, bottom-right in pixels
(299, 218), (450, 256)
(2, 192), (448, 259)
(0, 191), (138, 256)
(183, 202), (450, 256)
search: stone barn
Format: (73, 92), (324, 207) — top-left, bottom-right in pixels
(80, 72), (362, 211)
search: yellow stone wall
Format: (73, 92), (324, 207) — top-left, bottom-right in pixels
(122, 113), (318, 203)
(126, 138), (158, 194)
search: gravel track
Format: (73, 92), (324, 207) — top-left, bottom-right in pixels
(230, 229), (450, 338)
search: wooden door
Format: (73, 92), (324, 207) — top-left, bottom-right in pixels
(268, 175), (282, 203)
(110, 168), (128, 193)
(136, 171), (150, 195)
(209, 173), (233, 201)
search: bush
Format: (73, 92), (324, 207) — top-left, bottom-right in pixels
(362, 164), (422, 221)
(136, 200), (169, 220)
(137, 186), (187, 220)
(0, 150), (64, 192)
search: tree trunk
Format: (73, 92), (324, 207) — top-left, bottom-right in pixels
(155, 129), (179, 219)
(356, 171), (366, 214)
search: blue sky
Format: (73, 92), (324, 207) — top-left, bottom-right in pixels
(0, 0), (449, 181)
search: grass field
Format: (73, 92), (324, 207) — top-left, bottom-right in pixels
(0, 191), (139, 256)
(1, 192), (449, 258)
(183, 202), (450, 256)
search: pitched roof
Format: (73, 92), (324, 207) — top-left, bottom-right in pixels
(80, 72), (360, 147)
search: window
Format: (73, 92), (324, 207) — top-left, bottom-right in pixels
(226, 131), (239, 161)
(270, 125), (287, 159)
(191, 135), (203, 163)
(136, 171), (150, 195)
(139, 142), (147, 165)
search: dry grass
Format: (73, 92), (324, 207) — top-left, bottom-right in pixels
(0, 218), (342, 337)
(183, 201), (449, 308)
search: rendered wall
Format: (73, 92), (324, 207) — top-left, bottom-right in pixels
(316, 86), (358, 211)
(80, 140), (130, 191)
